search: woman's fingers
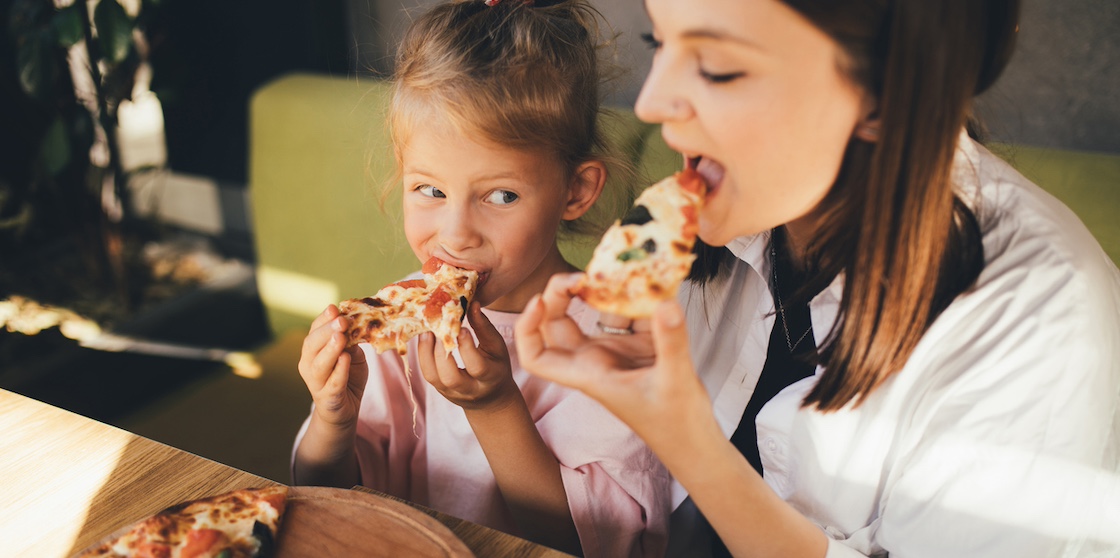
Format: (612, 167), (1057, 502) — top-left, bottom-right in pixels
(650, 299), (689, 368)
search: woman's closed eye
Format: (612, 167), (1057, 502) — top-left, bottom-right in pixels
(416, 184), (446, 198)
(485, 189), (519, 205)
(640, 32), (662, 51)
(699, 67), (746, 84)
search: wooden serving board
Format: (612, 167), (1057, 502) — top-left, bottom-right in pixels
(74, 486), (474, 557)
(277, 487), (473, 557)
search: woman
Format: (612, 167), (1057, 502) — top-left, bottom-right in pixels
(515, 0), (1120, 556)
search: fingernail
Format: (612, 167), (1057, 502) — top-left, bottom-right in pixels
(331, 317), (344, 332)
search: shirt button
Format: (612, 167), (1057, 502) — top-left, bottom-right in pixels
(766, 438), (779, 452)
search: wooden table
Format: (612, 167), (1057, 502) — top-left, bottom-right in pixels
(0, 389), (569, 558)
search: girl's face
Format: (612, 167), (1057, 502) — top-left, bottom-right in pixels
(636, 0), (870, 246)
(400, 123), (583, 313)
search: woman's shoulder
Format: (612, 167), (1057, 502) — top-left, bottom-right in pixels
(959, 136), (1114, 284)
(902, 136), (1120, 396)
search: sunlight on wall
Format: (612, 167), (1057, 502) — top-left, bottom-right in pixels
(257, 266), (340, 320)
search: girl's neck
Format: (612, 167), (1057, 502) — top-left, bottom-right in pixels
(486, 244), (577, 314)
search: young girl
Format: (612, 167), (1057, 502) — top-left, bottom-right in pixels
(292, 1), (669, 556)
(518, 0), (1120, 557)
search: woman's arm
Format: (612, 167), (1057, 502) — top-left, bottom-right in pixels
(516, 273), (828, 558)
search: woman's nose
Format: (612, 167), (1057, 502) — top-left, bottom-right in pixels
(635, 57), (694, 124)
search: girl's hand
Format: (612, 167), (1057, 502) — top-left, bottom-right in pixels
(417, 301), (521, 411)
(297, 305), (369, 428)
(514, 273), (714, 456)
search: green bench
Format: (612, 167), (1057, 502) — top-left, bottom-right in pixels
(249, 73), (1120, 337)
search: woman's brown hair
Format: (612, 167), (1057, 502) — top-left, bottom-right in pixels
(691, 0), (1020, 411)
(388, 0), (630, 238)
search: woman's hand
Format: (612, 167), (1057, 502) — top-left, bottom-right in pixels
(514, 273), (715, 457)
(417, 301), (521, 412)
(297, 305), (369, 428)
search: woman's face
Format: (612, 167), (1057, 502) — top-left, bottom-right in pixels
(636, 0), (871, 246)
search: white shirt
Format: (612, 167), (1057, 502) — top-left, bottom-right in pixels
(667, 134), (1120, 558)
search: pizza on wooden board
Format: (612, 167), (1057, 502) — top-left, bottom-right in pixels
(337, 257), (480, 355)
(578, 169), (707, 318)
(78, 486), (289, 558)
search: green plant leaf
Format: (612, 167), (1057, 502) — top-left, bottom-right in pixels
(94, 0), (132, 64)
(15, 29), (58, 101)
(52, 3), (85, 48)
(39, 116), (72, 177)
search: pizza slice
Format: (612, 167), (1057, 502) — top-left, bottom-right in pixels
(79, 486), (289, 558)
(578, 169), (707, 318)
(338, 257), (479, 355)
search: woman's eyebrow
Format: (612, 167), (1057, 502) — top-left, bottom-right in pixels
(680, 27), (767, 52)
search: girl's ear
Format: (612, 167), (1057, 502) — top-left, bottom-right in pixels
(854, 96), (881, 143)
(563, 160), (607, 220)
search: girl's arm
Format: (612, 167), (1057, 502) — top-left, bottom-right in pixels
(292, 413), (361, 488)
(464, 394), (582, 556)
(417, 303), (581, 555)
(515, 273), (829, 558)
(292, 306), (368, 488)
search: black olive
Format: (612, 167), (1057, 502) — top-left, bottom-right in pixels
(641, 238), (657, 254)
(459, 296), (469, 323)
(621, 205), (653, 226)
(252, 520), (275, 556)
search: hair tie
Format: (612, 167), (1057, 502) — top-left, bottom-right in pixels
(483, 0), (535, 6)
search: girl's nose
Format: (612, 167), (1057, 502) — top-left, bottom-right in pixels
(439, 207), (483, 253)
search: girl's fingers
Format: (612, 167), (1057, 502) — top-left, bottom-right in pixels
(416, 332), (441, 386)
(456, 327), (487, 377)
(309, 304), (340, 331)
(324, 349), (352, 395)
(302, 315), (347, 359)
(463, 302), (506, 360)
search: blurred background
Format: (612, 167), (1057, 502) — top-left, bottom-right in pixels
(1, 0), (1117, 483)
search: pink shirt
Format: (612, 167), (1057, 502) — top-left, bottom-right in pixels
(293, 298), (670, 557)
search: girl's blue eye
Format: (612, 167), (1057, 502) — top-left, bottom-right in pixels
(485, 190), (519, 205)
(640, 32), (662, 50)
(699, 69), (746, 84)
(417, 185), (445, 198)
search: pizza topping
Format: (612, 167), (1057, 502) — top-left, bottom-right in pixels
(620, 204), (653, 226)
(79, 486), (289, 558)
(338, 257), (479, 355)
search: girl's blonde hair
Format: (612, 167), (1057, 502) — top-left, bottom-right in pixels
(387, 0), (628, 237)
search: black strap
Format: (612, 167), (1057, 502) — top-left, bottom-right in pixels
(709, 231), (818, 557)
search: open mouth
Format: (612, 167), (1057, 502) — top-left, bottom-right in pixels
(690, 156), (725, 196)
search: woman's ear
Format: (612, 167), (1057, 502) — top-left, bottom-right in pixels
(854, 95), (881, 143)
(563, 160), (607, 220)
